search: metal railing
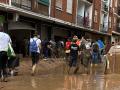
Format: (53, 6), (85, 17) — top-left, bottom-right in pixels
(102, 2), (108, 12)
(100, 22), (108, 33)
(77, 15), (92, 28)
(102, 0), (109, 12)
(11, 0), (49, 16)
(11, 0), (32, 10)
(116, 26), (120, 33)
(86, 0), (93, 3)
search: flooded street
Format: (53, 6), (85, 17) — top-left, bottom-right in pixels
(1, 58), (120, 90)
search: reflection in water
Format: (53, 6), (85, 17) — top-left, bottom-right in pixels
(64, 75), (83, 90)
(2, 59), (120, 90)
(31, 78), (37, 89)
(63, 74), (111, 90)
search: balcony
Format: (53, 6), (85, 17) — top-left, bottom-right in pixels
(116, 22), (120, 32)
(77, 15), (91, 28)
(11, 0), (32, 10)
(101, 1), (108, 13)
(86, 0), (93, 3)
(81, 0), (93, 5)
(116, 26), (120, 33)
(100, 22), (108, 33)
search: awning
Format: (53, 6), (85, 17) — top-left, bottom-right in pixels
(8, 22), (36, 31)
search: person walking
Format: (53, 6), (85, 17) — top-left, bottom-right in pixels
(68, 39), (79, 74)
(0, 27), (12, 82)
(30, 33), (41, 75)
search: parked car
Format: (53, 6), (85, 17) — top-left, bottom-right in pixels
(105, 45), (120, 74)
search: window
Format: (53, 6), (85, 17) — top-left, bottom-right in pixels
(114, 17), (116, 24)
(12, 0), (21, 5)
(110, 0), (112, 7)
(94, 10), (97, 23)
(66, 0), (73, 14)
(115, 0), (118, 7)
(56, 0), (62, 10)
(21, 0), (31, 10)
(109, 17), (112, 28)
(37, 0), (49, 6)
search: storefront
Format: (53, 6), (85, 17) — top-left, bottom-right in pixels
(8, 21), (36, 56)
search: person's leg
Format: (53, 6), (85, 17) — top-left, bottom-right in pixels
(0, 52), (2, 79)
(31, 52), (39, 75)
(31, 52), (35, 75)
(44, 48), (48, 60)
(1, 52), (8, 82)
(68, 56), (73, 74)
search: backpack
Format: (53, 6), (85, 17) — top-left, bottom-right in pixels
(65, 41), (71, 49)
(92, 43), (99, 52)
(30, 39), (38, 53)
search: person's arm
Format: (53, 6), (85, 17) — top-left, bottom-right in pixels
(78, 45), (81, 55)
(38, 39), (41, 49)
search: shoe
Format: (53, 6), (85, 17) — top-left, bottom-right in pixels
(31, 72), (34, 76)
(1, 77), (7, 82)
(3, 78), (7, 82)
(43, 58), (47, 61)
(11, 71), (14, 76)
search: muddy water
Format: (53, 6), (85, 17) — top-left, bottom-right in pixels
(1, 59), (120, 90)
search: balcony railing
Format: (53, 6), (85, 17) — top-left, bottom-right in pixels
(77, 15), (91, 28)
(86, 0), (93, 3)
(116, 27), (120, 33)
(102, 2), (108, 12)
(11, 0), (32, 10)
(100, 22), (108, 33)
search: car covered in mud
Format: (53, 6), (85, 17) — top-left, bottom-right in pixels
(104, 45), (120, 73)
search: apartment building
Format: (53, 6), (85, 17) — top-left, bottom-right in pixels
(0, 0), (119, 43)
(110, 0), (120, 43)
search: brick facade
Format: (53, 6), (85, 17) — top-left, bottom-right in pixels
(0, 0), (119, 42)
(92, 0), (101, 31)
(50, 0), (77, 23)
(0, 0), (9, 4)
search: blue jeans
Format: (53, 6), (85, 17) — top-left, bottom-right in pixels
(92, 52), (101, 64)
(69, 56), (77, 67)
